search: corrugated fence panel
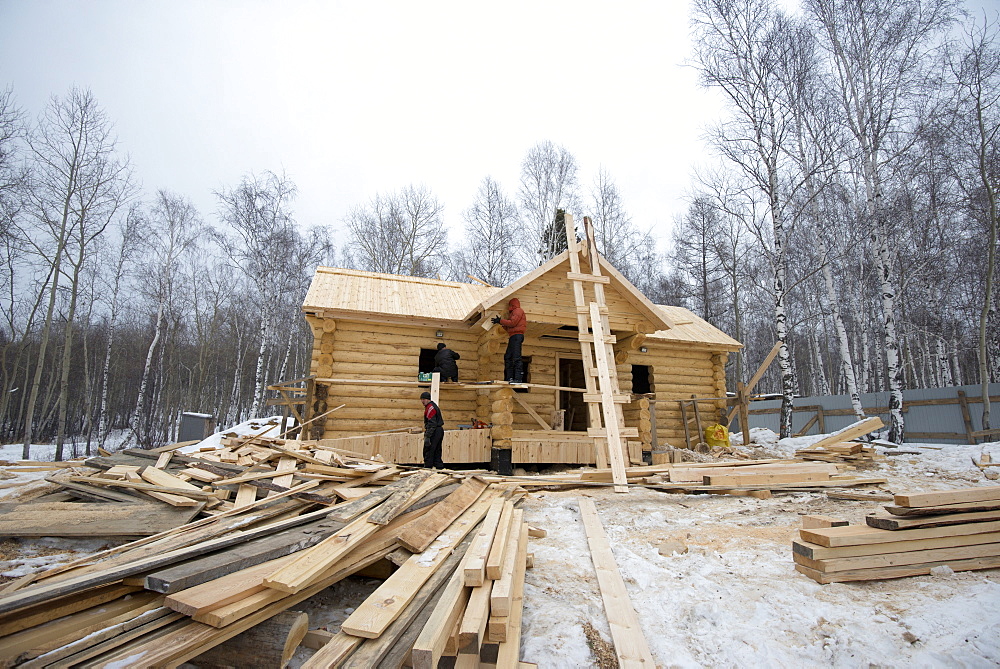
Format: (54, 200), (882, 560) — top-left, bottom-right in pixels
(743, 383), (1000, 444)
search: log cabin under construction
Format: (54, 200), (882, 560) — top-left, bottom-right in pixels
(300, 234), (742, 474)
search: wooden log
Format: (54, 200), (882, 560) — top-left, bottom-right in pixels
(191, 610), (308, 669)
(578, 498), (655, 667)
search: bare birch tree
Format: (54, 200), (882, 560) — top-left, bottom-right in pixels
(19, 88), (134, 458)
(518, 141), (581, 264)
(457, 176), (522, 286)
(343, 184), (447, 278)
(950, 13), (1000, 432)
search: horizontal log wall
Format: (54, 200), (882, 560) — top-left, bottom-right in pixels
(318, 319), (481, 437)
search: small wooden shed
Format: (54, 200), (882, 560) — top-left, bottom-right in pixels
(302, 245), (741, 470)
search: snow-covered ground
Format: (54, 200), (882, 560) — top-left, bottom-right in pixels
(2, 428), (999, 667)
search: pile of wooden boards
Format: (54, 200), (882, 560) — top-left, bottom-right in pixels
(0, 446), (535, 667)
(501, 459), (888, 497)
(793, 485), (1000, 583)
(794, 441), (882, 464)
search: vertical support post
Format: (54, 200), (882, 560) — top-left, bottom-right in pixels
(680, 401), (692, 450)
(431, 372), (441, 405)
(737, 382), (751, 447)
(691, 395), (704, 446)
(816, 406), (826, 433)
(958, 390), (976, 444)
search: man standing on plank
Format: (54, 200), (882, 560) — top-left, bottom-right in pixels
(492, 297), (526, 383)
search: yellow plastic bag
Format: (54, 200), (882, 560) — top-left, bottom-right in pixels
(704, 423), (729, 449)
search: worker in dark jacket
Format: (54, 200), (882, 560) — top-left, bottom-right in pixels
(492, 297), (526, 383)
(432, 342), (460, 382)
(420, 391), (445, 469)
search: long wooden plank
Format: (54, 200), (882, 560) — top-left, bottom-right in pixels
(262, 510), (384, 593)
(164, 554), (299, 616)
(368, 470), (437, 525)
(494, 519), (530, 668)
(0, 502), (201, 537)
(81, 545), (396, 667)
(893, 485), (1000, 509)
(300, 633), (364, 668)
(0, 592), (164, 664)
(884, 500), (1000, 516)
(457, 579), (493, 653)
(809, 520), (1000, 548)
(866, 508), (1000, 530)
(463, 498), (506, 587)
(793, 541), (1000, 572)
(589, 302), (630, 492)
(704, 472), (831, 486)
(490, 512), (525, 618)
(794, 529), (1000, 560)
(0, 585), (141, 639)
(395, 478), (490, 552)
(339, 487), (505, 639)
(807, 417), (884, 450)
(795, 554), (1000, 583)
(578, 498), (654, 668)
(411, 568), (471, 669)
(486, 502), (516, 580)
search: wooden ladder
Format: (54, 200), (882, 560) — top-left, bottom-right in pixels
(564, 213), (632, 492)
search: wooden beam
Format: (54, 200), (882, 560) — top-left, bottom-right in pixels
(579, 498), (654, 667)
(512, 393), (553, 431)
(397, 477), (488, 553)
(339, 487), (505, 639)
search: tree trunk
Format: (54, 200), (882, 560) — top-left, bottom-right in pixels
(131, 300), (164, 447)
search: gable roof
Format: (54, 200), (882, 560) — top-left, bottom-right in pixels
(468, 251), (674, 332)
(303, 267), (493, 324)
(301, 265), (742, 350)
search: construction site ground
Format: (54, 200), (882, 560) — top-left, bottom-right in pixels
(2, 429), (999, 667)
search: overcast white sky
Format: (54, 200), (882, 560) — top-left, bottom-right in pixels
(0, 0), (738, 252)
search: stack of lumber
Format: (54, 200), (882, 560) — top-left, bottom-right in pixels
(497, 459), (887, 496)
(793, 485), (1000, 583)
(0, 464), (532, 667)
(794, 441), (882, 463)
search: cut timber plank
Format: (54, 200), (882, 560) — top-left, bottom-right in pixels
(801, 519), (1000, 548)
(0, 502), (202, 537)
(397, 477), (488, 553)
(494, 515), (530, 669)
(263, 510), (384, 593)
(339, 486), (506, 639)
(884, 500), (1000, 516)
(867, 508), (1000, 531)
(801, 515), (849, 529)
(300, 633), (364, 668)
(795, 554), (1000, 583)
(490, 512), (525, 617)
(486, 502), (516, 580)
(234, 484), (258, 508)
(893, 486), (1000, 509)
(0, 584), (141, 638)
(269, 456), (298, 496)
(808, 417), (884, 450)
(793, 530), (1000, 560)
(367, 470), (437, 525)
(165, 554), (299, 616)
(704, 472), (831, 486)
(512, 393), (553, 430)
(793, 541), (1000, 572)
(0, 592), (164, 664)
(463, 498), (506, 587)
(411, 568), (471, 669)
(579, 498), (654, 668)
(457, 574), (493, 653)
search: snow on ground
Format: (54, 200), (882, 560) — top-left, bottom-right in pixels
(3, 426), (1000, 666)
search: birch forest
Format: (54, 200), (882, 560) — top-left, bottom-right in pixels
(0, 0), (997, 455)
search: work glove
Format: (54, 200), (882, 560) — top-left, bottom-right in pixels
(491, 315), (501, 324)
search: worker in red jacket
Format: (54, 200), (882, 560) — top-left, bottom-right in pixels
(492, 297), (526, 383)
(420, 391), (445, 469)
